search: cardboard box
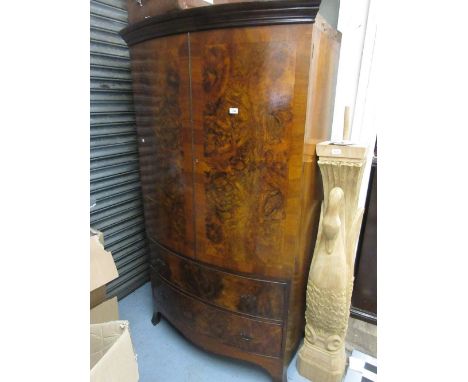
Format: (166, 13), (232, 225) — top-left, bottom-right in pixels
(91, 320), (139, 382)
(90, 286), (107, 309)
(90, 232), (118, 309)
(90, 227), (104, 245)
(90, 232), (136, 380)
(91, 297), (119, 324)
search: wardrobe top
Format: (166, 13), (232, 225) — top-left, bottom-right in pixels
(120, 0), (321, 46)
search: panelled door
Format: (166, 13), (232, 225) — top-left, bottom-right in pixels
(130, 34), (196, 258)
(189, 25), (314, 279)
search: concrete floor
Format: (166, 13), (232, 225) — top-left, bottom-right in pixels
(346, 317), (377, 358)
(119, 282), (376, 382)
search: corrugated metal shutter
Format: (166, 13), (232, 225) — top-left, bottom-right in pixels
(90, 0), (149, 299)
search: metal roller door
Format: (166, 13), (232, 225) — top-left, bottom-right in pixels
(90, 0), (149, 299)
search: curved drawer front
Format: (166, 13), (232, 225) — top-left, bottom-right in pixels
(154, 278), (283, 357)
(149, 240), (287, 321)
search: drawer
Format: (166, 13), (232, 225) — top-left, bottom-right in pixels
(154, 278), (283, 358)
(149, 240), (287, 321)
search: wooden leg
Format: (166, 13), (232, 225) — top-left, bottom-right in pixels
(268, 363), (287, 382)
(151, 311), (161, 326)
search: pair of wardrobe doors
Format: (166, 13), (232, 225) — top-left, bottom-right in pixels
(132, 24), (315, 280)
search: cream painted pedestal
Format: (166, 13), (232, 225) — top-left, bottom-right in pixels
(297, 141), (367, 382)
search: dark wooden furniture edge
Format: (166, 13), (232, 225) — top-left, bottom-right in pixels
(351, 153), (377, 325)
(350, 306), (377, 325)
(120, 0), (321, 45)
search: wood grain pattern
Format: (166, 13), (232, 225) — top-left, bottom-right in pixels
(125, 7), (339, 380)
(191, 25), (314, 280)
(130, 35), (195, 257)
(149, 239), (288, 320)
(153, 277), (284, 357)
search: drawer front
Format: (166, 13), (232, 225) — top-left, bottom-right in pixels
(154, 278), (283, 357)
(149, 240), (287, 321)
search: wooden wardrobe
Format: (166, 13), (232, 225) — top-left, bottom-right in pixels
(121, 1), (340, 380)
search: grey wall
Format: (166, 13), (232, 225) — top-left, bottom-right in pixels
(319, 0), (340, 29)
(90, 0), (150, 300)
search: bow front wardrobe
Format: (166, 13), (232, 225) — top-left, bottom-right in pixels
(121, 1), (340, 380)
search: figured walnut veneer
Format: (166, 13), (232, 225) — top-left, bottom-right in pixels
(122, 3), (339, 380)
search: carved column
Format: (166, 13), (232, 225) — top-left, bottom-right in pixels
(297, 142), (367, 382)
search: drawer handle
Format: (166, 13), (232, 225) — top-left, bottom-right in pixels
(240, 333), (253, 342)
